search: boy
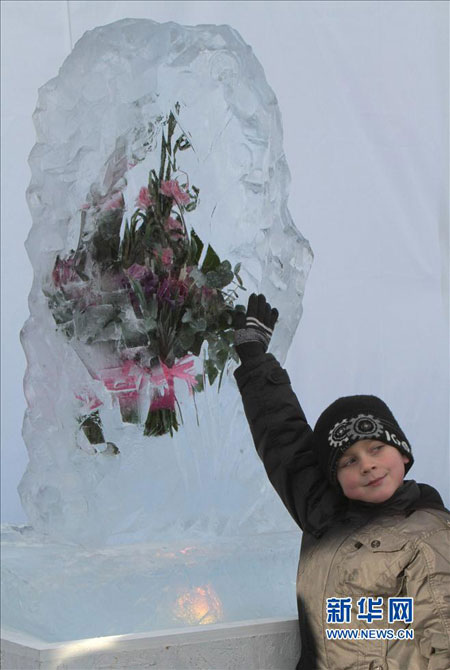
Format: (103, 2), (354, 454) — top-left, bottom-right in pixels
(233, 294), (450, 670)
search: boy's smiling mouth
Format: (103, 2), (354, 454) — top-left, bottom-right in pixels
(366, 474), (387, 486)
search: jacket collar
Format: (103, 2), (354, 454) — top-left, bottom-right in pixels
(308, 480), (446, 538)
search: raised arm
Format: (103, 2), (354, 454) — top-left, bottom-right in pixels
(233, 294), (340, 535)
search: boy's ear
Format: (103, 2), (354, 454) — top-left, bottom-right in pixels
(402, 455), (410, 464)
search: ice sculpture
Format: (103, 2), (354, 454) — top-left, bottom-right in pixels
(20, 18), (312, 549)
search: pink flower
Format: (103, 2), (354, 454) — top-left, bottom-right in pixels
(52, 257), (80, 287)
(164, 216), (184, 240)
(165, 216), (183, 232)
(153, 247), (174, 267)
(156, 277), (189, 309)
(162, 248), (174, 265)
(160, 180), (190, 206)
(136, 187), (154, 209)
(201, 286), (216, 300)
(126, 263), (150, 280)
(102, 193), (124, 211)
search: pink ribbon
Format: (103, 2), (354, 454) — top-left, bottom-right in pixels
(97, 360), (145, 400)
(149, 385), (176, 411)
(75, 389), (103, 413)
(95, 357), (198, 413)
(149, 357), (198, 412)
(149, 357), (198, 395)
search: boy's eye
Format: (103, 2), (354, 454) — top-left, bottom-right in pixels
(339, 456), (356, 468)
(371, 445), (383, 453)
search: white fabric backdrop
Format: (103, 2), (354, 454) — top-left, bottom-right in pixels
(1, 0), (449, 524)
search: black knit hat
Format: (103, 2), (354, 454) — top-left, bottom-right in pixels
(313, 395), (414, 486)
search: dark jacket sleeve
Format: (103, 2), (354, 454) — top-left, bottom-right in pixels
(234, 353), (341, 535)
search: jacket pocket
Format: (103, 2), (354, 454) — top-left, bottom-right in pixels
(334, 534), (416, 597)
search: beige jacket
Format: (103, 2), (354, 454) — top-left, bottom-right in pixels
(298, 508), (450, 670)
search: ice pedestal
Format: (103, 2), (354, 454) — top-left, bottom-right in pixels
(6, 18), (312, 643)
(1, 524), (299, 643)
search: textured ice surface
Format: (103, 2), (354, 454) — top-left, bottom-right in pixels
(20, 18), (312, 547)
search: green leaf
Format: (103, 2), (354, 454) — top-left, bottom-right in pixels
(91, 208), (123, 269)
(74, 305), (119, 344)
(194, 374), (204, 393)
(220, 311), (233, 327)
(191, 333), (205, 357)
(147, 298), (158, 319)
(179, 139), (191, 151)
(201, 244), (221, 274)
(205, 261), (234, 289)
(144, 224), (152, 248)
(205, 272), (220, 288)
(181, 309), (193, 324)
(178, 326), (195, 349)
(120, 321), (148, 348)
(174, 136), (191, 152)
(217, 360), (228, 392)
(159, 130), (167, 182)
(221, 328), (235, 343)
(61, 322), (75, 338)
(190, 229), (204, 265)
(216, 347), (229, 368)
(233, 262), (241, 274)
(129, 278), (147, 313)
(191, 317), (207, 332)
(205, 359), (219, 386)
(144, 316), (157, 332)
(230, 348), (240, 363)
(167, 110), (177, 146)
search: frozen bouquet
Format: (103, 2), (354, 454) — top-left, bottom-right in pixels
(45, 104), (245, 443)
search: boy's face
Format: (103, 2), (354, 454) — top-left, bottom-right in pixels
(336, 439), (409, 503)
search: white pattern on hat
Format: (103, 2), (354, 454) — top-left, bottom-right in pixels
(328, 414), (383, 448)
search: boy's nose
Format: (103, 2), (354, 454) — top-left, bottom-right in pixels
(360, 459), (376, 474)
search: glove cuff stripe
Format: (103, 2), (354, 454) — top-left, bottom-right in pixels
(234, 328), (270, 348)
(245, 317), (273, 335)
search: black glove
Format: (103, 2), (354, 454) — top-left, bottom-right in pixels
(233, 293), (279, 363)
